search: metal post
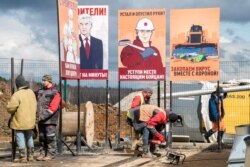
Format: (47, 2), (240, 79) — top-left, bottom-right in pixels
(217, 81), (221, 150)
(164, 80), (166, 109)
(76, 79), (81, 153)
(105, 80), (109, 145)
(164, 80), (167, 141)
(168, 81), (173, 148)
(63, 80), (67, 102)
(118, 81), (121, 145)
(56, 0), (63, 154)
(157, 81), (160, 107)
(20, 59), (23, 75)
(10, 57), (16, 162)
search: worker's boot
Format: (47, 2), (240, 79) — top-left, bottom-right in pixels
(204, 129), (215, 143)
(36, 148), (45, 161)
(142, 145), (153, 158)
(217, 130), (225, 149)
(150, 144), (160, 154)
(19, 149), (27, 163)
(27, 148), (34, 162)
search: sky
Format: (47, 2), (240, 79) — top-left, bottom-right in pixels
(0, 0), (250, 73)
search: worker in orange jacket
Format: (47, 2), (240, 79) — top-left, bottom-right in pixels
(131, 88), (153, 108)
(127, 88), (153, 126)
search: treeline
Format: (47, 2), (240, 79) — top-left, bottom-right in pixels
(65, 85), (137, 105)
(0, 77), (137, 105)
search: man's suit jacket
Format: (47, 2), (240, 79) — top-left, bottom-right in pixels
(79, 35), (103, 69)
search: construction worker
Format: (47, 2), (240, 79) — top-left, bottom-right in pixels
(127, 88), (153, 126)
(36, 75), (61, 161)
(127, 88), (152, 153)
(204, 89), (227, 147)
(7, 75), (37, 163)
(120, 18), (164, 72)
(128, 105), (180, 157)
(131, 88), (153, 108)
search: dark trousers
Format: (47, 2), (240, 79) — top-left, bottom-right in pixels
(38, 124), (58, 156)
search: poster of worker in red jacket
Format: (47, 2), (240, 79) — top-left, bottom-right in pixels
(170, 8), (220, 81)
(58, 0), (80, 79)
(118, 9), (166, 81)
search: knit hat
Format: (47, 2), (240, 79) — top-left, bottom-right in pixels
(143, 88), (153, 94)
(42, 74), (53, 83)
(15, 75), (26, 89)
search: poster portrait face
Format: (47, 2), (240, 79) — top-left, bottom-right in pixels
(137, 30), (153, 44)
(79, 14), (92, 37)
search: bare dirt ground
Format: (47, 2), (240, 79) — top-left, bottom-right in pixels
(0, 81), (232, 167)
(0, 143), (231, 167)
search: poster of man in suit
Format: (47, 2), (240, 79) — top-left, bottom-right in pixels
(78, 6), (108, 80)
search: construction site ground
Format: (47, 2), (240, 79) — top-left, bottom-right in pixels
(0, 142), (231, 167)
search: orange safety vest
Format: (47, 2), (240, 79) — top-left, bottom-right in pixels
(138, 92), (145, 105)
(127, 92), (145, 119)
(139, 105), (166, 122)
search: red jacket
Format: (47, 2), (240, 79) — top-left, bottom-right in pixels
(120, 36), (164, 72)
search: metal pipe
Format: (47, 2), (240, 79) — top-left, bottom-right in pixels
(161, 85), (250, 99)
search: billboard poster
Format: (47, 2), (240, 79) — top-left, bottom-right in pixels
(118, 9), (166, 81)
(170, 8), (220, 81)
(78, 6), (109, 80)
(58, 0), (80, 79)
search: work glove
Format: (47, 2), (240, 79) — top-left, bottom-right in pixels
(140, 47), (156, 59)
(39, 109), (53, 122)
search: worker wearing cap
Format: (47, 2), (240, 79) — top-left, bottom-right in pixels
(120, 18), (164, 72)
(129, 105), (180, 157)
(36, 74), (61, 161)
(131, 88), (153, 108)
(127, 88), (153, 126)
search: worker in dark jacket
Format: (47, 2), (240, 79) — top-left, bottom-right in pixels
(36, 74), (61, 161)
(204, 90), (227, 147)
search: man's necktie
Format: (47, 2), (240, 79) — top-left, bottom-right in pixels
(85, 37), (90, 59)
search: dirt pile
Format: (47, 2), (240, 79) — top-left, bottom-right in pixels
(0, 80), (131, 142)
(66, 102), (131, 141)
(0, 81), (12, 138)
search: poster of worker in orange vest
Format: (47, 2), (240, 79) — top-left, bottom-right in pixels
(170, 8), (220, 81)
(118, 9), (166, 81)
(58, 0), (80, 79)
(78, 6), (108, 80)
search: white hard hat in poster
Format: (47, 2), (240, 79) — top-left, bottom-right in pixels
(118, 9), (166, 81)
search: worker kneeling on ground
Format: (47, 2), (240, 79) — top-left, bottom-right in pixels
(127, 105), (181, 157)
